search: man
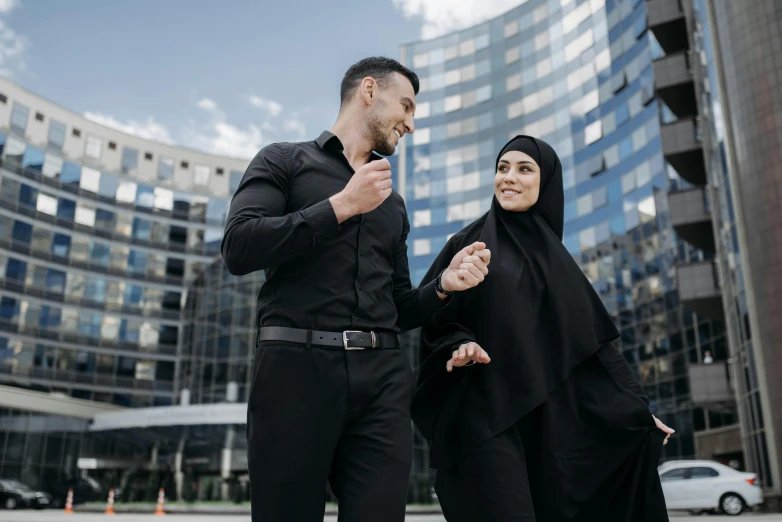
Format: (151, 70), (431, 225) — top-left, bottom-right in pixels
(222, 57), (491, 522)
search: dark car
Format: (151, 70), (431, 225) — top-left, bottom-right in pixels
(49, 477), (102, 508)
(0, 479), (51, 510)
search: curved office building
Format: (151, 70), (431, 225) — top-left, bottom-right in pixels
(398, 0), (737, 493)
(0, 77), (248, 492)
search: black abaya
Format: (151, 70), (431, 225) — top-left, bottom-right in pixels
(412, 136), (668, 521)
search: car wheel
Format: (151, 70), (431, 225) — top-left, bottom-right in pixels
(720, 493), (745, 516)
(4, 497), (17, 510)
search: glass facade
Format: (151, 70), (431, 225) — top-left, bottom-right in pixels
(0, 77), (248, 490)
(399, 0), (731, 491)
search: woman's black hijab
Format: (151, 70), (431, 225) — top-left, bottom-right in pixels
(412, 135), (620, 468)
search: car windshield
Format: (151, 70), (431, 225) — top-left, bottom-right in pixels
(0, 480), (31, 490)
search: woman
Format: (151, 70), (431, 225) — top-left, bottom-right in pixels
(412, 136), (673, 521)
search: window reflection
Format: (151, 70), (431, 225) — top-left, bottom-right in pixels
(10, 103), (29, 134)
(80, 167), (101, 193)
(42, 155), (64, 179)
(22, 146), (45, 171)
(153, 187), (173, 211)
(60, 162), (81, 186)
(116, 181), (137, 204)
(135, 185), (155, 209)
(121, 147), (139, 175)
(158, 157), (175, 181)
(48, 120), (67, 150)
(194, 164), (210, 186)
(85, 135), (103, 160)
(98, 173), (120, 200)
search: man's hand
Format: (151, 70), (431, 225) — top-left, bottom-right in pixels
(653, 415), (675, 445)
(447, 342), (491, 372)
(440, 242), (491, 294)
(329, 159), (392, 223)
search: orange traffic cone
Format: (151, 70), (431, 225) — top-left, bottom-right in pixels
(154, 488), (166, 515)
(104, 488), (116, 515)
(63, 488), (74, 514)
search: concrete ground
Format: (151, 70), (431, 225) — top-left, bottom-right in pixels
(3, 512), (782, 521)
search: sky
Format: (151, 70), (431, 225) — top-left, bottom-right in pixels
(0, 0), (523, 160)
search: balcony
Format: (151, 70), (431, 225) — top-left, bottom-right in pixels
(677, 260), (723, 319)
(646, 0), (689, 54)
(689, 361), (733, 405)
(669, 188), (715, 252)
(661, 118), (707, 185)
(654, 52), (697, 118)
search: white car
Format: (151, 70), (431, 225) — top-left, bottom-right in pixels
(658, 460), (763, 515)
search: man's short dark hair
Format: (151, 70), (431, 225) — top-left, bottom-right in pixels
(340, 57), (419, 106)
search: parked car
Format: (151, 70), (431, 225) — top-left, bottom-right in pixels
(658, 460), (763, 515)
(49, 477), (103, 508)
(0, 479), (51, 510)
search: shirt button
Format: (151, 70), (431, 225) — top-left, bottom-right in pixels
(360, 251), (364, 256)
(357, 283), (362, 289)
(326, 233), (331, 237)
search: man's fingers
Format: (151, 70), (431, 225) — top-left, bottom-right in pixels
(369, 158), (392, 171)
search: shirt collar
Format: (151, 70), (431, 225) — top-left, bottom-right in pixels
(315, 130), (385, 162)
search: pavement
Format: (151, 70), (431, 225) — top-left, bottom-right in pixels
(3, 512), (782, 521)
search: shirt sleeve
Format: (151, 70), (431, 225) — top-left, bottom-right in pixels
(221, 143), (340, 275)
(392, 210), (447, 331)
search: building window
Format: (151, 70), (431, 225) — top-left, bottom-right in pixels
(0, 93), (7, 103)
(10, 102), (29, 134)
(85, 135), (103, 159)
(72, 128), (81, 137)
(585, 120), (603, 145)
(108, 141), (117, 150)
(35, 112), (44, 122)
(47, 120), (67, 150)
(229, 170), (243, 193)
(121, 147), (139, 174)
(216, 168), (224, 175)
(194, 164), (210, 186)
(144, 152), (153, 161)
(158, 157), (175, 181)
(180, 160), (189, 169)
(413, 238), (432, 256)
(413, 209), (432, 227)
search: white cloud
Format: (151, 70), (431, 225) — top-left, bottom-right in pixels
(283, 117), (307, 141)
(0, 0), (26, 77)
(185, 98), (264, 159)
(196, 98), (218, 112)
(0, 0), (17, 13)
(84, 112), (175, 145)
(249, 95), (283, 117)
(392, 0), (521, 39)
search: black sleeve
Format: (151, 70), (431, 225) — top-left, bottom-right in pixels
(221, 143), (339, 275)
(392, 210), (447, 331)
(597, 340), (649, 406)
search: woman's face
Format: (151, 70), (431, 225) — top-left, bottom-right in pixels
(494, 150), (542, 212)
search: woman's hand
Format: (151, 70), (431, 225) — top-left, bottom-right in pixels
(447, 342), (491, 372)
(653, 415), (675, 445)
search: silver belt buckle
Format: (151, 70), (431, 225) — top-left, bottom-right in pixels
(343, 331), (375, 350)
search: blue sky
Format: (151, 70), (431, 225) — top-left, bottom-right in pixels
(0, 0), (520, 159)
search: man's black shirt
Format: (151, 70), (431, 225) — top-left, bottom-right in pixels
(222, 131), (445, 333)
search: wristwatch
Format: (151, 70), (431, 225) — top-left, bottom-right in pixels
(436, 269), (456, 296)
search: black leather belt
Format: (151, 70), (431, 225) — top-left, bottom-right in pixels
(258, 326), (400, 350)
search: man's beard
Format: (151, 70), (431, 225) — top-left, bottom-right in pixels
(366, 106), (396, 157)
